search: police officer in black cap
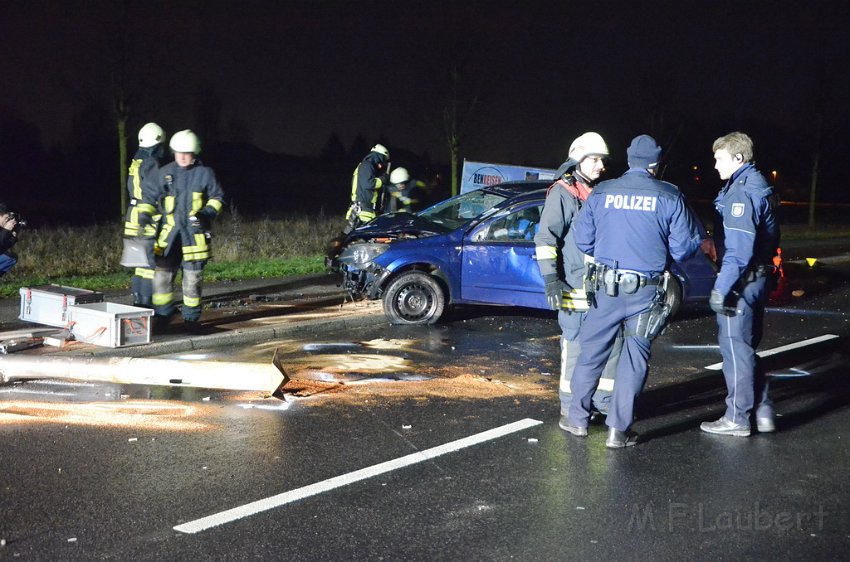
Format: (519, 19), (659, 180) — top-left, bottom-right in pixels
(562, 135), (704, 448)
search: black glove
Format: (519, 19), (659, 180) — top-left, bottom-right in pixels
(188, 214), (209, 234)
(543, 274), (571, 311)
(709, 289), (736, 316)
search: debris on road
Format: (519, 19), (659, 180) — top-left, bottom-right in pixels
(0, 337), (44, 354)
(0, 349), (290, 393)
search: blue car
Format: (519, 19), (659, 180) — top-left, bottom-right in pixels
(334, 181), (716, 325)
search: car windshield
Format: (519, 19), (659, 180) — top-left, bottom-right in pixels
(418, 189), (508, 229)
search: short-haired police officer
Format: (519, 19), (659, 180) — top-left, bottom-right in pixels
(562, 135), (703, 448)
(700, 132), (780, 437)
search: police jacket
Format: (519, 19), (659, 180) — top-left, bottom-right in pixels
(534, 174), (592, 288)
(124, 146), (163, 237)
(712, 163), (780, 296)
(148, 160), (225, 261)
(573, 169), (702, 276)
(350, 152), (388, 215)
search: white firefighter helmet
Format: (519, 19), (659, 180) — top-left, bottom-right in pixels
(169, 129), (201, 154)
(371, 144), (390, 159)
(568, 132), (609, 163)
(389, 167), (410, 185)
(138, 122), (165, 148)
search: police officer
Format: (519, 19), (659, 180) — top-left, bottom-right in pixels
(346, 144), (390, 229)
(148, 130), (224, 332)
(123, 122), (167, 307)
(534, 132), (624, 428)
(701, 132), (780, 437)
(563, 135), (703, 448)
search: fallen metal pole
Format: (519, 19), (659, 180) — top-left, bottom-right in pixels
(0, 350), (289, 394)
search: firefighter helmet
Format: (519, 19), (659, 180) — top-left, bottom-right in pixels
(170, 129), (201, 154)
(390, 167), (410, 185)
(371, 144), (390, 159)
(568, 132), (609, 163)
(138, 122), (165, 148)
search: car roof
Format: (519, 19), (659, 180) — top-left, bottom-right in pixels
(484, 180), (551, 204)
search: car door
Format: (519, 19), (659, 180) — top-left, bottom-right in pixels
(460, 203), (547, 308)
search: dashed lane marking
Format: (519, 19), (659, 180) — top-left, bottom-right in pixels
(704, 334), (839, 371)
(174, 417), (543, 534)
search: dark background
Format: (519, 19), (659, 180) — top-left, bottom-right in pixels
(1, 0), (848, 225)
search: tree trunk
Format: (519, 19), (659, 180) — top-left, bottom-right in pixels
(118, 116), (128, 216)
(808, 114), (823, 228)
(808, 148), (820, 228)
(450, 141), (459, 197)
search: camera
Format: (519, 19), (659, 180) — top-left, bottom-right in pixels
(7, 212), (26, 229)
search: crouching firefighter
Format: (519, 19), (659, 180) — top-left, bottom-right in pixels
(147, 130), (224, 333)
(345, 144), (390, 232)
(533, 132), (624, 430)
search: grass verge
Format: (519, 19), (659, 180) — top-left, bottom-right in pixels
(0, 213), (339, 298)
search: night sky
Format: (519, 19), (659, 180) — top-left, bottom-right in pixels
(2, 0), (849, 216)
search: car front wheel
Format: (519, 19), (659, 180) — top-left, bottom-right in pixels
(382, 271), (445, 325)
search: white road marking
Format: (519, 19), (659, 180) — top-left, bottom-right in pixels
(704, 334), (839, 371)
(174, 417), (543, 534)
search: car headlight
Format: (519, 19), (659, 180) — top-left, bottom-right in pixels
(337, 242), (390, 268)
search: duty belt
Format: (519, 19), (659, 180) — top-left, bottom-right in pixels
(741, 264), (776, 284)
(594, 266), (661, 296)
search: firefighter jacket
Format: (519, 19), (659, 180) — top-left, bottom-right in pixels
(712, 163), (780, 297)
(147, 159), (225, 263)
(124, 146), (164, 238)
(348, 151), (388, 222)
(385, 179), (424, 213)
(573, 169), (703, 276)
(533, 174), (593, 289)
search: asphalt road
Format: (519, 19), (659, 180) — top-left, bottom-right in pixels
(1, 250), (849, 560)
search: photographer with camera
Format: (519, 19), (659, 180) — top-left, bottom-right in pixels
(0, 203), (23, 277)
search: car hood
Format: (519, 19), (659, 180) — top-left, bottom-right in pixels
(349, 212), (451, 239)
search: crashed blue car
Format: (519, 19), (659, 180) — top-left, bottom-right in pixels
(333, 180), (716, 325)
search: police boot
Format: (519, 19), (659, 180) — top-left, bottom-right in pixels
(606, 427), (638, 448)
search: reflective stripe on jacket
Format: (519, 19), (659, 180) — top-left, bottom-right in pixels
(350, 152), (387, 217)
(124, 148), (161, 237)
(533, 176), (593, 289)
(148, 160), (224, 262)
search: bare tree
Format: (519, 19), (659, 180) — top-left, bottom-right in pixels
(111, 0), (132, 216)
(442, 60), (480, 197)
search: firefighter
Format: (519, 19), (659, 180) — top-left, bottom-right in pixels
(345, 144), (390, 229)
(123, 122), (167, 307)
(384, 167), (423, 213)
(564, 135), (703, 448)
(148, 130), (224, 332)
(701, 132), (780, 437)
(534, 132), (624, 430)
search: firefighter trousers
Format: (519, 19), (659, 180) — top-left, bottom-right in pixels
(152, 247), (205, 322)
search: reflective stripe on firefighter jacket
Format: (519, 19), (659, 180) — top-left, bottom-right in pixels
(148, 160), (224, 263)
(124, 147), (162, 237)
(533, 175), (593, 291)
(347, 152), (387, 222)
